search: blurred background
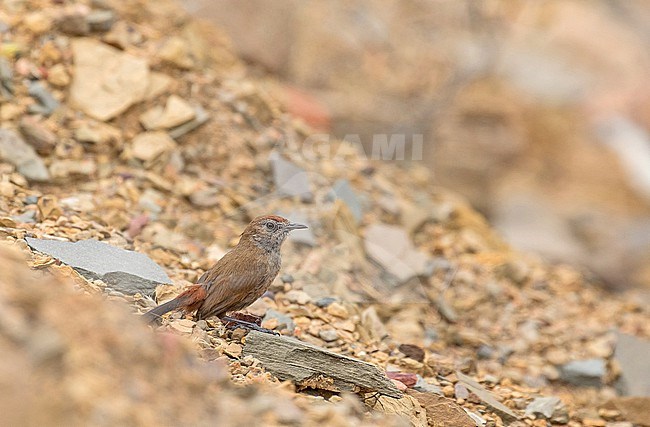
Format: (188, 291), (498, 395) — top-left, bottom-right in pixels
(181, 0), (650, 290)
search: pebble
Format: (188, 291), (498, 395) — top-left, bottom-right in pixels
(326, 302), (348, 318)
(318, 329), (339, 342)
(559, 359), (606, 387)
(224, 342), (243, 358)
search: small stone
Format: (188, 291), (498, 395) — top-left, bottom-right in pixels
(269, 152), (313, 202)
(280, 273), (294, 284)
(326, 302), (348, 318)
(454, 383), (470, 400)
(86, 10), (115, 32)
(144, 72), (173, 100)
(169, 319), (194, 334)
(168, 104), (210, 139)
(19, 116), (57, 155)
(477, 345), (495, 359)
(224, 342), (243, 358)
(318, 329), (339, 342)
(315, 297), (336, 308)
(158, 36), (194, 69)
(398, 344), (425, 362)
(284, 290), (311, 305)
(27, 82), (59, 116)
(525, 396), (563, 419)
(140, 95), (196, 130)
(0, 128), (50, 181)
(559, 359), (606, 387)
(58, 12), (90, 35)
(131, 131), (176, 162)
(47, 63), (70, 87)
(74, 121), (121, 145)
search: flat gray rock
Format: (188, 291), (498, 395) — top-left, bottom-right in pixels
(243, 330), (402, 399)
(615, 332), (650, 396)
(456, 371), (519, 422)
(0, 128), (50, 181)
(559, 358), (606, 387)
(25, 237), (170, 295)
(269, 152), (313, 202)
(329, 179), (362, 222)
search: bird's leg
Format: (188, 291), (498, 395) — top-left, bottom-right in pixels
(220, 315), (279, 336)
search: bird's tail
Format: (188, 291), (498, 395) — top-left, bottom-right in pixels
(142, 285), (207, 323)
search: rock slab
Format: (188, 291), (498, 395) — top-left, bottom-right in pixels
(25, 238), (170, 294)
(243, 330), (402, 398)
(70, 38), (149, 121)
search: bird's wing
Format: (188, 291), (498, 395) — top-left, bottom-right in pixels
(195, 270), (265, 320)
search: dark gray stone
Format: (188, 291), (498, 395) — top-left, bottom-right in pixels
(27, 82), (60, 116)
(330, 179), (362, 222)
(615, 332), (650, 396)
(0, 128), (50, 181)
(269, 152), (312, 202)
(559, 358), (606, 387)
(25, 237), (170, 295)
(315, 297), (337, 308)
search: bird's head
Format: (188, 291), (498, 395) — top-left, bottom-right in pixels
(241, 215), (308, 252)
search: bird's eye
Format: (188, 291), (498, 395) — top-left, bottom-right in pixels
(265, 222), (277, 231)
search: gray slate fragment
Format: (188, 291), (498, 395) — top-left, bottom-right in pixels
(0, 128), (50, 181)
(559, 358), (606, 387)
(329, 179), (362, 222)
(456, 371), (520, 422)
(615, 332), (650, 396)
(25, 237), (170, 295)
(28, 82), (60, 116)
(525, 396), (562, 419)
(269, 152), (313, 202)
(243, 330), (402, 398)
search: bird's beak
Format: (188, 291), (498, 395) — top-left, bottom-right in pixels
(287, 222), (308, 230)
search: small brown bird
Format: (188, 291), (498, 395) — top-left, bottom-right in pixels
(143, 215), (307, 331)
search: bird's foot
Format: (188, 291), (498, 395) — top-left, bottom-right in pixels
(220, 314), (279, 336)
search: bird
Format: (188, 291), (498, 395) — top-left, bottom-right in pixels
(143, 215), (307, 332)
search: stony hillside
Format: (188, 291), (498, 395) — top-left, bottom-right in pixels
(0, 0), (648, 426)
